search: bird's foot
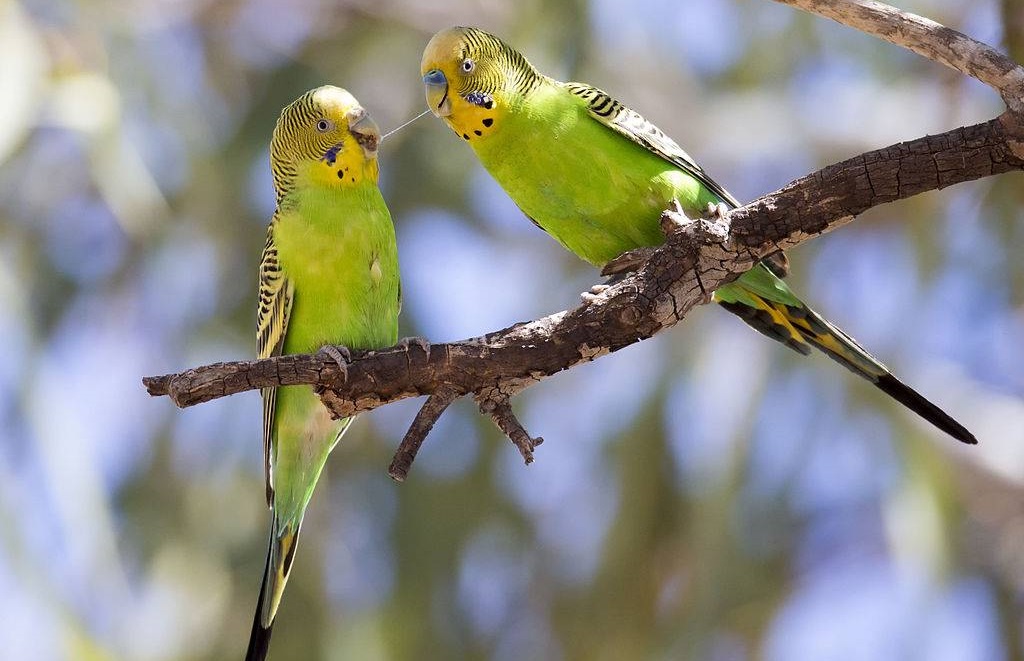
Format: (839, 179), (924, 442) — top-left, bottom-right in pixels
(762, 251), (790, 278)
(580, 283), (610, 304)
(600, 247), (658, 278)
(398, 336), (431, 361)
(658, 199), (691, 236)
(317, 344), (352, 382)
(704, 201), (730, 222)
(582, 245), (660, 303)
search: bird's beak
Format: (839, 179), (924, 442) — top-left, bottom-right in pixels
(347, 106), (380, 158)
(423, 69), (451, 117)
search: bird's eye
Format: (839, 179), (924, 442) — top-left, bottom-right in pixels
(316, 119), (332, 132)
(461, 58), (475, 73)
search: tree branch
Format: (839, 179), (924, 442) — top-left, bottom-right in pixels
(144, 3), (1024, 479)
(388, 386), (460, 481)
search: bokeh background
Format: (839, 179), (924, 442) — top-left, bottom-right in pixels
(2, 0), (1023, 659)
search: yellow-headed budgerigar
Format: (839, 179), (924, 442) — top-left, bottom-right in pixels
(420, 27), (974, 444)
(246, 86), (400, 660)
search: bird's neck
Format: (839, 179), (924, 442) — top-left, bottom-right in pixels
(300, 151), (379, 190)
(279, 168), (381, 220)
(275, 153), (378, 204)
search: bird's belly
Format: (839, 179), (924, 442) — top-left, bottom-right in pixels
(277, 232), (399, 353)
(285, 271), (396, 353)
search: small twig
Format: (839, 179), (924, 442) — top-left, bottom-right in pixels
(388, 386), (460, 481)
(476, 392), (543, 464)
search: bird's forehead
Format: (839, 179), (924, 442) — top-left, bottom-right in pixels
(422, 27), (474, 69)
(311, 86), (360, 118)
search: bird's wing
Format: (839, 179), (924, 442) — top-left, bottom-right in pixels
(256, 218), (294, 507)
(563, 82), (742, 208)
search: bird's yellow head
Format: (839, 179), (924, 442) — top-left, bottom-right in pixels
(270, 86), (380, 200)
(421, 27), (541, 144)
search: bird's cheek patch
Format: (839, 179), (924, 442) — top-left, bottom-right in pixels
(465, 91), (494, 110)
(320, 143), (344, 166)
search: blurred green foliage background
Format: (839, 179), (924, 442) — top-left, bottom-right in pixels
(1, 0), (1023, 659)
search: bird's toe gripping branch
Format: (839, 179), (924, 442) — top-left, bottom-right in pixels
(317, 344), (352, 383)
(654, 198), (741, 300)
(657, 198), (731, 242)
(704, 201), (731, 223)
(580, 283), (610, 303)
(599, 248), (658, 279)
(595, 200), (704, 284)
(397, 336), (432, 360)
(591, 200), (705, 294)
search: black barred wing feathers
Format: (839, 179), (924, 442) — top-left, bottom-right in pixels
(256, 218), (294, 507)
(563, 82), (742, 208)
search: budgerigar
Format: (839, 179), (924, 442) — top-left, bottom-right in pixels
(420, 27), (974, 444)
(247, 86), (400, 660)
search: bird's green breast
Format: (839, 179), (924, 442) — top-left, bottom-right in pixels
(274, 181), (400, 353)
(469, 82), (713, 266)
(268, 180), (399, 520)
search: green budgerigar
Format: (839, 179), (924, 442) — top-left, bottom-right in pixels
(246, 86), (400, 660)
(420, 27), (975, 444)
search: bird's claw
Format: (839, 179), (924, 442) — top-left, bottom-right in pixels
(317, 344), (352, 383)
(762, 251), (790, 278)
(398, 336), (431, 360)
(600, 247), (658, 277)
(580, 284), (610, 304)
(704, 201), (730, 222)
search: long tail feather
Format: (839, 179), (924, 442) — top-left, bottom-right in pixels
(874, 373), (976, 444)
(717, 290), (976, 445)
(245, 537), (275, 661)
